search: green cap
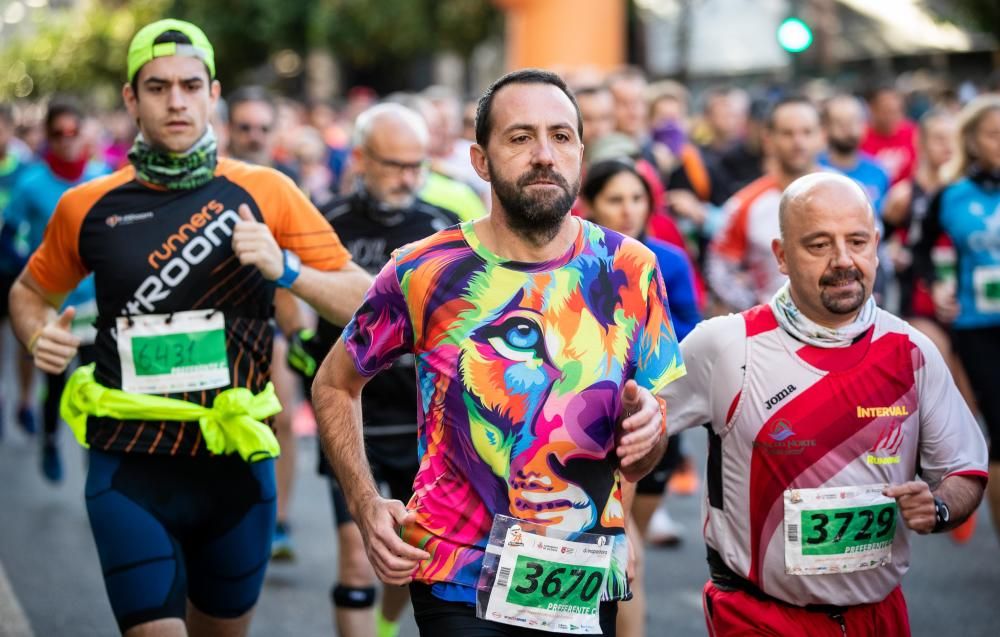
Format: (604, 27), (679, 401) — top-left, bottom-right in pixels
(127, 19), (215, 83)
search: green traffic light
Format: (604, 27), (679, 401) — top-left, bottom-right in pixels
(777, 17), (813, 53)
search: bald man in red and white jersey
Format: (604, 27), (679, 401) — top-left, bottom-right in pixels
(662, 173), (987, 636)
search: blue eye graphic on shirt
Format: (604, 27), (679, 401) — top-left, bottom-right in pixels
(506, 321), (539, 350)
(483, 317), (545, 363)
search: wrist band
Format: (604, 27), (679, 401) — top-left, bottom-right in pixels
(27, 327), (43, 355)
(656, 396), (667, 437)
(276, 250), (302, 288)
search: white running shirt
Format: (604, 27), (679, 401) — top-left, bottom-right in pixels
(662, 304), (988, 606)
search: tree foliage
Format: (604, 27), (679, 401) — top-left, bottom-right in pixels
(307, 0), (500, 65)
(952, 0), (1000, 41)
(0, 0), (171, 103)
(923, 0), (1000, 42)
(171, 0), (314, 87)
(0, 0), (501, 101)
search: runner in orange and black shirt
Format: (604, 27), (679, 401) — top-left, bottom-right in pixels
(28, 158), (354, 455)
(8, 19), (371, 637)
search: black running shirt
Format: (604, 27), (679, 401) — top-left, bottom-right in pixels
(28, 158), (351, 456)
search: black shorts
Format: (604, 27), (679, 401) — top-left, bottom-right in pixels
(636, 432), (684, 495)
(409, 583), (618, 636)
(952, 326), (1000, 462)
(0, 271), (16, 320)
(85, 449), (276, 632)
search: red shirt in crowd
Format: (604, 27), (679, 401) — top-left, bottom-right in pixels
(860, 119), (918, 185)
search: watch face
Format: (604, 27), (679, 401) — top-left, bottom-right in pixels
(936, 498), (950, 523)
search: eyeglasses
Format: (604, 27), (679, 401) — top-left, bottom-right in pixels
(363, 146), (428, 175)
(49, 126), (79, 140)
(235, 122), (272, 134)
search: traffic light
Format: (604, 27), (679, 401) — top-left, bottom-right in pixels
(777, 17), (813, 53)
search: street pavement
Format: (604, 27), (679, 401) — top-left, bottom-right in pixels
(1, 336), (999, 636)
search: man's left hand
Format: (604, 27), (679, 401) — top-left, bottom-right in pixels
(232, 203), (283, 280)
(616, 379), (666, 482)
(884, 481), (935, 534)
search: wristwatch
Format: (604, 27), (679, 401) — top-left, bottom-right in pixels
(932, 496), (950, 533)
(276, 250), (302, 288)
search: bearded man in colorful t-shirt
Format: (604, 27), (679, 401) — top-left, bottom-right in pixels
(314, 69), (686, 636)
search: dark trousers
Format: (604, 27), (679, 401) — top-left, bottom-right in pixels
(409, 582), (618, 637)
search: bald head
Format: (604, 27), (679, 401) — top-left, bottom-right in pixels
(352, 102), (430, 210)
(353, 102), (430, 149)
(778, 172), (875, 240)
(773, 172), (879, 328)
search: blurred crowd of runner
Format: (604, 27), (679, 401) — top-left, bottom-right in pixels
(1, 49), (998, 637)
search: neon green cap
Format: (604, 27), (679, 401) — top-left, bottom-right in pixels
(127, 18), (216, 83)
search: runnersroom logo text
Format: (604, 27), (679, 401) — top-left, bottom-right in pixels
(125, 200), (241, 314)
(146, 200), (226, 270)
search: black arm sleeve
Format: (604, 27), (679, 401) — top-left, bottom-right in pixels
(911, 189), (946, 286)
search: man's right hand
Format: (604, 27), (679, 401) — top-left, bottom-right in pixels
(357, 496), (431, 585)
(667, 189), (707, 225)
(931, 280), (960, 324)
(31, 307), (81, 374)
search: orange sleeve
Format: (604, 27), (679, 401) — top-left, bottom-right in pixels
(711, 197), (750, 264)
(221, 160), (351, 271)
(27, 168), (133, 294)
(680, 144), (711, 202)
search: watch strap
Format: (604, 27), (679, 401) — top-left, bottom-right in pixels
(932, 496), (950, 533)
(276, 250), (302, 288)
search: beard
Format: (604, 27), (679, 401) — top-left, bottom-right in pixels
(819, 267), (867, 314)
(232, 140), (268, 165)
(489, 163), (579, 246)
(374, 184), (417, 210)
(828, 135), (860, 155)
(359, 177), (416, 224)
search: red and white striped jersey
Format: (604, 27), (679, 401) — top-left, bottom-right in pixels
(706, 175), (784, 311)
(663, 304), (989, 607)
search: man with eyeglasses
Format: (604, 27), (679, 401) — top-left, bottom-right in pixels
(2, 101), (109, 480)
(285, 102), (458, 637)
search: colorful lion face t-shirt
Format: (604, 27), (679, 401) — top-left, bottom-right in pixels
(342, 218), (685, 602)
